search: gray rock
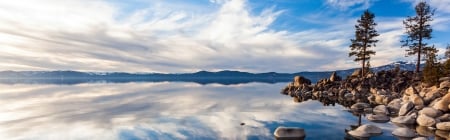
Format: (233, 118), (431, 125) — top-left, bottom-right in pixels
(412, 137), (428, 140)
(399, 101), (414, 116)
(392, 114), (416, 124)
(419, 107), (442, 118)
(367, 114), (390, 123)
(437, 113), (450, 122)
(274, 126), (305, 139)
(392, 127), (416, 138)
(351, 103), (370, 111)
(348, 124), (382, 138)
(373, 105), (389, 115)
(436, 122), (450, 131)
(417, 114), (437, 127)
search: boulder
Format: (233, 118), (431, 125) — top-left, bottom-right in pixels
(440, 81), (450, 88)
(348, 124), (382, 138)
(416, 114), (437, 127)
(437, 113), (450, 122)
(423, 88), (443, 104)
(416, 126), (435, 136)
(293, 76), (311, 87)
(435, 130), (450, 139)
(351, 103), (370, 111)
(373, 105), (389, 115)
(387, 99), (402, 113)
(410, 94), (424, 107)
(436, 122), (450, 131)
(351, 69), (361, 77)
(399, 101), (414, 116)
(391, 114), (416, 124)
(274, 127), (305, 139)
(392, 127), (416, 138)
(404, 86), (418, 96)
(329, 72), (341, 82)
(367, 114), (390, 123)
(419, 107), (442, 118)
(433, 100), (450, 112)
(412, 137), (428, 140)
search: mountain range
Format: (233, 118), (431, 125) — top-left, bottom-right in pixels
(0, 61), (420, 85)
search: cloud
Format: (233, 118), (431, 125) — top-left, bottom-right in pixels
(325, 0), (373, 11)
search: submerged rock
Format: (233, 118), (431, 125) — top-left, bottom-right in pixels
(392, 127), (416, 138)
(274, 126), (305, 139)
(348, 124), (382, 138)
(367, 114), (390, 123)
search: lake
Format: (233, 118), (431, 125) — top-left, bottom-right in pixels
(0, 81), (408, 140)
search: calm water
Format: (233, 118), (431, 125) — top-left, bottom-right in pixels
(0, 82), (399, 140)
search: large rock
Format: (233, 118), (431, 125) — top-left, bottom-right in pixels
(416, 126), (435, 136)
(293, 76), (311, 87)
(437, 113), (450, 122)
(373, 105), (389, 115)
(410, 94), (424, 107)
(440, 80), (450, 88)
(351, 103), (370, 111)
(433, 100), (450, 112)
(419, 107), (442, 118)
(348, 124), (382, 138)
(392, 127), (416, 138)
(436, 122), (450, 131)
(412, 137), (428, 140)
(399, 101), (414, 116)
(391, 114), (416, 124)
(435, 130), (450, 139)
(387, 99), (402, 113)
(329, 71), (341, 82)
(366, 114), (390, 123)
(404, 86), (418, 96)
(416, 114), (437, 127)
(274, 127), (305, 139)
(423, 88), (443, 104)
(351, 69), (361, 77)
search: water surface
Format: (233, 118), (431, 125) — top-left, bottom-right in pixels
(0, 82), (397, 139)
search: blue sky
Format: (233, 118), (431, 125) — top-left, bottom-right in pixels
(0, 0), (449, 73)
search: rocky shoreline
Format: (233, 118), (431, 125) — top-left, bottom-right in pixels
(278, 69), (450, 139)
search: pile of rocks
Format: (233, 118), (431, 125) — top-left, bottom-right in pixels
(280, 69), (450, 139)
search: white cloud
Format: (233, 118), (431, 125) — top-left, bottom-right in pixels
(325, 0), (373, 11)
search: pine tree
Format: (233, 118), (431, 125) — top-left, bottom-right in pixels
(443, 44), (450, 76)
(349, 10), (379, 77)
(401, 1), (435, 75)
(422, 46), (440, 85)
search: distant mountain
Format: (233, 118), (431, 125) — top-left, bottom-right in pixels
(0, 61), (419, 85)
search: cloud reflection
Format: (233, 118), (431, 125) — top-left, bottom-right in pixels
(0, 82), (390, 140)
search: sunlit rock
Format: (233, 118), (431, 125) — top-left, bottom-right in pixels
(392, 114), (416, 124)
(436, 122), (450, 131)
(348, 124), (382, 138)
(416, 126), (435, 136)
(373, 105), (389, 115)
(419, 107), (442, 118)
(367, 114), (390, 123)
(417, 114), (437, 127)
(399, 101), (414, 116)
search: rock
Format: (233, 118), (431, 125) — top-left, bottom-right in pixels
(417, 114), (437, 127)
(436, 122), (450, 131)
(293, 76), (311, 87)
(348, 124), (382, 138)
(392, 127), (416, 138)
(410, 94), (424, 107)
(399, 101), (414, 116)
(440, 77), (450, 82)
(416, 126), (435, 136)
(388, 99), (402, 113)
(412, 137), (428, 140)
(351, 69), (361, 77)
(329, 72), (341, 82)
(351, 103), (370, 111)
(433, 100), (450, 112)
(274, 127), (305, 139)
(374, 94), (384, 105)
(437, 114), (450, 122)
(440, 81), (450, 88)
(373, 105), (389, 115)
(367, 114), (390, 123)
(423, 88), (443, 104)
(419, 107), (442, 118)
(391, 114), (416, 124)
(405, 86), (418, 96)
(435, 130), (450, 139)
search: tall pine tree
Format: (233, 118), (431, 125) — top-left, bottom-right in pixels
(401, 1), (434, 74)
(349, 10), (379, 77)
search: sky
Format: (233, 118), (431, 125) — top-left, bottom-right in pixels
(0, 0), (449, 73)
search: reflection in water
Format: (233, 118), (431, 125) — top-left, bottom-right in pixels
(0, 82), (395, 140)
